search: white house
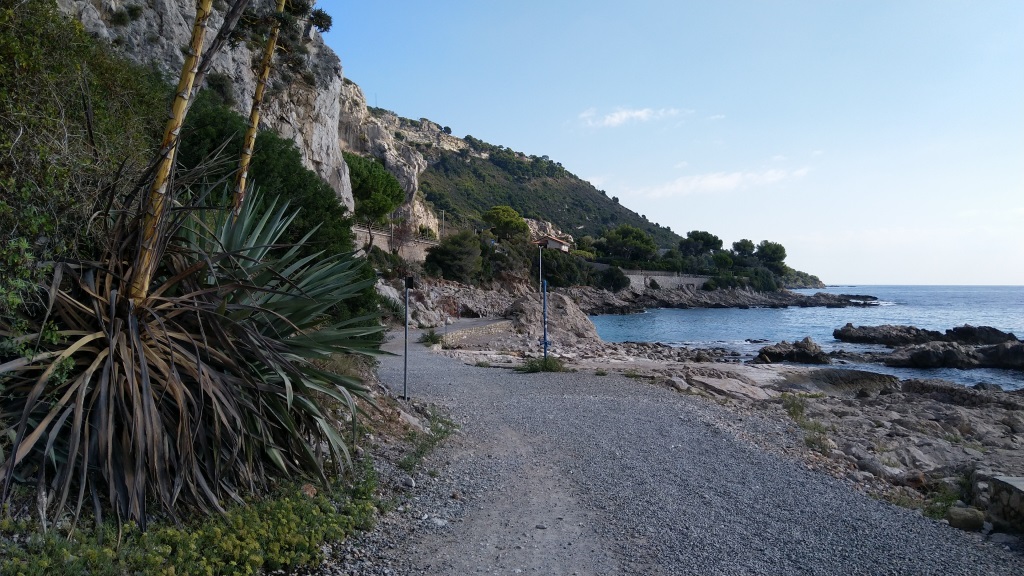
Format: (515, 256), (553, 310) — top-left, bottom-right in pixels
(535, 235), (571, 253)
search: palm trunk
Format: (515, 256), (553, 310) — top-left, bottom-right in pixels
(129, 0), (215, 302)
(234, 0), (287, 214)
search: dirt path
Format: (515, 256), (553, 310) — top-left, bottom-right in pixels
(329, 329), (1024, 575)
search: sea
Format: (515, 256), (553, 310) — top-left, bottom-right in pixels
(589, 285), (1024, 391)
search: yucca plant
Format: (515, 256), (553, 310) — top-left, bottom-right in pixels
(0, 187), (382, 529)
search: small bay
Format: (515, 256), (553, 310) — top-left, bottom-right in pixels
(590, 285), (1024, 390)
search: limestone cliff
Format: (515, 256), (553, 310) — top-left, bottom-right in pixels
(57, 0), (462, 231)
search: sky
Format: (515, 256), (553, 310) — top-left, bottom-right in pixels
(318, 0), (1023, 285)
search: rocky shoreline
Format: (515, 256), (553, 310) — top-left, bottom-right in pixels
(382, 278), (882, 328)
(412, 284), (1024, 539)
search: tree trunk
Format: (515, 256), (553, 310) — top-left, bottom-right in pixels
(188, 0), (251, 108)
(234, 0), (287, 214)
(129, 0), (215, 302)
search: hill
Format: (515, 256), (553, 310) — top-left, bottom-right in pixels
(415, 136), (681, 247)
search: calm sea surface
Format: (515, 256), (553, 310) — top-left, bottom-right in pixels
(590, 285), (1024, 390)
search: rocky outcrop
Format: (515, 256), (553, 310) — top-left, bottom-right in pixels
(834, 324), (1024, 371)
(834, 323), (1019, 347)
(524, 218), (573, 244)
(507, 293), (599, 348)
(59, 0), (357, 210)
(833, 324), (946, 347)
(754, 337), (831, 365)
(563, 285), (880, 315)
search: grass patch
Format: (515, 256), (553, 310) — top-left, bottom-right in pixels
(417, 329), (444, 345)
(475, 360), (491, 368)
(516, 357), (566, 373)
(397, 410), (457, 472)
(594, 369), (609, 376)
(780, 393), (834, 454)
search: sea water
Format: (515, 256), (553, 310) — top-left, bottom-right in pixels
(589, 285), (1024, 390)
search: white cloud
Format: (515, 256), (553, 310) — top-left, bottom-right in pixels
(707, 114), (726, 121)
(673, 160), (689, 169)
(635, 168), (809, 199)
(771, 154), (788, 162)
(811, 150), (824, 156)
(579, 107), (681, 127)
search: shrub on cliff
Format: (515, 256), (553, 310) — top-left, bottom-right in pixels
(425, 230), (483, 283)
(178, 91), (354, 256)
(0, 0), (167, 314)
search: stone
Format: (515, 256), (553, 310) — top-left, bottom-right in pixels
(755, 337), (830, 365)
(945, 506), (985, 531)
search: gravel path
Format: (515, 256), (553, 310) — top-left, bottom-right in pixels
(331, 330), (1024, 575)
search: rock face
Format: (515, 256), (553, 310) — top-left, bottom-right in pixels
(59, 0), (357, 210)
(507, 293), (599, 347)
(58, 0), (461, 232)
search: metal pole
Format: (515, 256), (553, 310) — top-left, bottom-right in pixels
(404, 279), (410, 400)
(538, 246), (543, 293)
(542, 280), (549, 360)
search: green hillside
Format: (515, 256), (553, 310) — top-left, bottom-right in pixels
(416, 136), (682, 247)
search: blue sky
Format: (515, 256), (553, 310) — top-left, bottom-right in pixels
(319, 1), (1023, 285)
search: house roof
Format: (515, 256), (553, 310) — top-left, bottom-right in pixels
(534, 234), (571, 246)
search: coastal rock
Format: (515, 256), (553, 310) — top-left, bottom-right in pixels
(562, 286), (882, 315)
(507, 293), (599, 348)
(834, 323), (1019, 347)
(884, 341), (1024, 371)
(945, 325), (1019, 345)
(884, 342), (980, 369)
(775, 368), (900, 397)
(833, 323), (944, 347)
(755, 337), (831, 365)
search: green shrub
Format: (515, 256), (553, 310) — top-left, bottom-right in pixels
(0, 0), (167, 315)
(424, 230), (482, 283)
(517, 357), (566, 373)
(418, 329), (444, 345)
(597, 266), (630, 292)
(397, 410), (457, 472)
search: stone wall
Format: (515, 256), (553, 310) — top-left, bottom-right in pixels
(442, 321), (514, 348)
(625, 273), (709, 292)
(353, 226), (437, 262)
(989, 476), (1024, 533)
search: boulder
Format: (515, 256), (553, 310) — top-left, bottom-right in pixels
(945, 506), (986, 532)
(755, 337), (831, 365)
(507, 293), (599, 348)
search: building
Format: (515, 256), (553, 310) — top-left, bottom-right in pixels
(535, 235), (571, 253)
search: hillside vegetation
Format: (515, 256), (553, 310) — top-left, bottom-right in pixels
(417, 137), (682, 247)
